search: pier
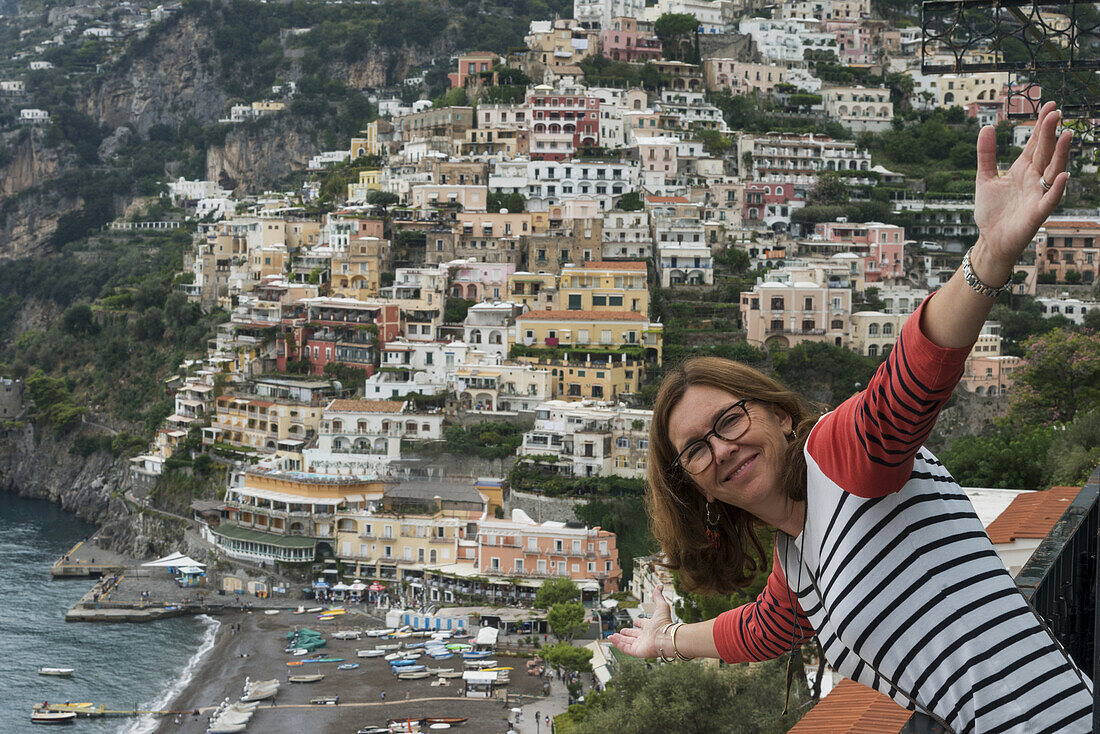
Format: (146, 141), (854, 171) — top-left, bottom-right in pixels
(34, 702), (199, 718)
(51, 540), (125, 578)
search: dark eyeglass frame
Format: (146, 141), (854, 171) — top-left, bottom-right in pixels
(673, 399), (753, 476)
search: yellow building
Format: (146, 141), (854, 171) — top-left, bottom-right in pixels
(347, 169), (383, 202)
(205, 394), (324, 454)
(557, 261), (649, 314)
(252, 100), (285, 114)
(507, 271), (557, 311)
(334, 511), (468, 580)
(514, 310), (660, 363)
(248, 244), (289, 282)
(331, 234), (389, 300)
(351, 120), (390, 158)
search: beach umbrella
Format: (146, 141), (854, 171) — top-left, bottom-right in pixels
(332, 582), (351, 591)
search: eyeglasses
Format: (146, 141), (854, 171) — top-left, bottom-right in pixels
(673, 399), (753, 475)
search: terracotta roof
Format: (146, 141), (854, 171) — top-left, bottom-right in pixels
(580, 261), (647, 270)
(986, 486), (1081, 544)
(788, 679), (912, 734)
(645, 195), (689, 203)
(516, 310), (647, 321)
(326, 399), (405, 413)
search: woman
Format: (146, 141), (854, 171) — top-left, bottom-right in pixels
(609, 102), (1093, 733)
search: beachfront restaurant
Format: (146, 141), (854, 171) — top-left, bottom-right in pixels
(463, 670), (504, 698)
(208, 523), (317, 563)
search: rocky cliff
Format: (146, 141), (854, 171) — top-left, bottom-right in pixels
(81, 15), (230, 134)
(206, 116), (321, 195)
(0, 130), (83, 261)
(0, 423), (184, 557)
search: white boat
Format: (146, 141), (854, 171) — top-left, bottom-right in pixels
(37, 667), (74, 677)
(396, 670), (431, 680)
(437, 671), (463, 679)
(365, 627), (396, 637)
(240, 686), (277, 702)
(376, 643), (401, 651)
(288, 673), (325, 683)
(294, 605), (306, 614)
(383, 652), (404, 661)
(426, 666), (453, 674)
(358, 649), (386, 658)
(207, 722), (247, 734)
(291, 648), (309, 656)
(30, 710), (77, 724)
(332, 630), (361, 640)
(264, 609), (280, 615)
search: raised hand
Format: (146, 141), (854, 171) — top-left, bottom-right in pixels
(608, 584), (674, 659)
(973, 101), (1073, 273)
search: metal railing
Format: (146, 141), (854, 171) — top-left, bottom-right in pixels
(1015, 464), (1099, 733)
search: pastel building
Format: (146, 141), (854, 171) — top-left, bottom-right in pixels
(740, 281), (853, 349)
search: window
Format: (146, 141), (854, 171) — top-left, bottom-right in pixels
(572, 539), (582, 552)
(491, 557), (500, 571)
(515, 559), (524, 572)
(568, 294), (582, 310)
(555, 539), (564, 552)
(609, 295), (623, 307)
(384, 545), (392, 557)
(771, 297), (784, 310)
(592, 295), (607, 307)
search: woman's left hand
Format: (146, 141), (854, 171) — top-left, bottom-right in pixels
(972, 101), (1074, 271)
(608, 584), (674, 659)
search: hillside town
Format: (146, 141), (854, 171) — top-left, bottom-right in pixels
(116, 0), (1096, 668)
(1, 0), (1099, 729)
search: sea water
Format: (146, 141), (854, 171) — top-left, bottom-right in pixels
(0, 492), (217, 733)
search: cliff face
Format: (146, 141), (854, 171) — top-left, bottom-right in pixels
(0, 424), (183, 557)
(0, 131), (84, 261)
(81, 16), (230, 134)
(206, 116), (319, 195)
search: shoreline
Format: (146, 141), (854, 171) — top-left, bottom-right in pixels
(150, 609), (550, 734)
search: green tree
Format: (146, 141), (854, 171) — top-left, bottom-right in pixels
(772, 341), (880, 406)
(61, 303), (97, 336)
(366, 190), (400, 207)
(1009, 327), (1100, 423)
(566, 657), (807, 734)
(548, 601), (588, 642)
(539, 641), (594, 673)
(487, 191), (526, 213)
(618, 191), (644, 211)
(808, 171), (850, 206)
(654, 13), (699, 62)
(941, 422), (1054, 489)
(534, 576), (582, 609)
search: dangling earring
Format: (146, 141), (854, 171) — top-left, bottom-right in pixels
(788, 427), (798, 441)
(705, 502), (721, 550)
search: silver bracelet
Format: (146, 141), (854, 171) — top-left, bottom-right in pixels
(961, 246), (1009, 298)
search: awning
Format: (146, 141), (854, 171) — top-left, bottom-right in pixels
(475, 626), (499, 646)
(142, 552), (206, 568)
(233, 487), (342, 505)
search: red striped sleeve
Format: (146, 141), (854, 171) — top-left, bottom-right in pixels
(712, 546), (814, 663)
(806, 293), (971, 499)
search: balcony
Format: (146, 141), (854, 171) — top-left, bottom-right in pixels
(1014, 465), (1098, 731)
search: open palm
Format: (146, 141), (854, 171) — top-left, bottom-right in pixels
(973, 101), (1073, 263)
(608, 585), (674, 659)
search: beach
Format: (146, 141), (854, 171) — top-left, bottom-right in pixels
(152, 610), (553, 734)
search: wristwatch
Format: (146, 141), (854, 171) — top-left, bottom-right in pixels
(962, 246), (1009, 298)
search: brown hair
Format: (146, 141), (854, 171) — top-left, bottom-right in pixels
(646, 357), (819, 594)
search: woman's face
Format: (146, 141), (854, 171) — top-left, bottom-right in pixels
(666, 384), (793, 514)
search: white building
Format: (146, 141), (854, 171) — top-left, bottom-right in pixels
(19, 108), (49, 124)
(648, 0), (727, 33)
(738, 17), (835, 62)
(1036, 296), (1099, 325)
(364, 338), (474, 399)
(463, 301), (522, 359)
(168, 178), (231, 205)
(451, 352), (552, 413)
(523, 159), (638, 212)
(519, 400), (653, 478)
(602, 210), (652, 259)
(303, 399), (444, 478)
(821, 85), (894, 132)
(308, 150), (352, 170)
(574, 0), (646, 29)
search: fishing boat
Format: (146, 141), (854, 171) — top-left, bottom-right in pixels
(437, 671), (463, 679)
(427, 651), (454, 660)
(392, 664), (426, 673)
(288, 674), (325, 683)
(315, 657), (345, 663)
(307, 606), (323, 613)
(264, 609), (280, 615)
(403, 641), (425, 649)
(376, 643), (401, 651)
(365, 628), (396, 637)
(30, 710), (77, 725)
(357, 727), (390, 734)
(358, 649), (386, 658)
(310, 695), (340, 705)
(37, 667), (74, 677)
(425, 666), (453, 674)
(332, 630), (361, 640)
(425, 717), (467, 726)
(338, 663), (359, 670)
(396, 670), (431, 680)
(294, 605), (306, 614)
(463, 659), (498, 670)
(390, 659), (419, 668)
(444, 643), (471, 651)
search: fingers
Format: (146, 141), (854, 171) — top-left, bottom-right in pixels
(1043, 129), (1073, 186)
(1039, 171), (1070, 214)
(975, 125), (998, 184)
(1021, 101), (1057, 165)
(653, 584), (670, 609)
(1031, 106), (1062, 173)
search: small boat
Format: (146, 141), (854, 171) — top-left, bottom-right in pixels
(376, 643), (401, 651)
(338, 663), (359, 670)
(207, 723), (247, 734)
(38, 667), (74, 677)
(426, 666), (453, 674)
(30, 710), (77, 724)
(426, 717), (467, 726)
(294, 605), (306, 614)
(358, 728), (390, 734)
(332, 630), (361, 640)
(444, 643), (471, 651)
(365, 627), (396, 637)
(318, 616), (335, 621)
(437, 671), (463, 679)
(392, 664), (426, 673)
(397, 670), (431, 680)
(461, 650), (492, 659)
(288, 674), (325, 683)
(403, 641), (425, 649)
(286, 661), (303, 667)
(291, 648), (310, 656)
(463, 660), (498, 670)
(401, 651), (423, 660)
(427, 651), (454, 660)
(390, 659), (418, 668)
(358, 649), (386, 658)
(428, 726), (450, 731)
(307, 606), (323, 613)
(384, 652), (405, 661)
(310, 695), (339, 705)
(315, 657), (345, 663)
(264, 609), (280, 615)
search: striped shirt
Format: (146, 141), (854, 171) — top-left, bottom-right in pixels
(712, 295), (1093, 733)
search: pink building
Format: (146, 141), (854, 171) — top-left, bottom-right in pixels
(476, 515), (621, 594)
(529, 90), (600, 160)
(448, 52), (499, 89)
(743, 181), (804, 225)
(966, 82), (1042, 125)
(449, 262), (516, 301)
(600, 17), (661, 63)
(814, 220), (906, 282)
